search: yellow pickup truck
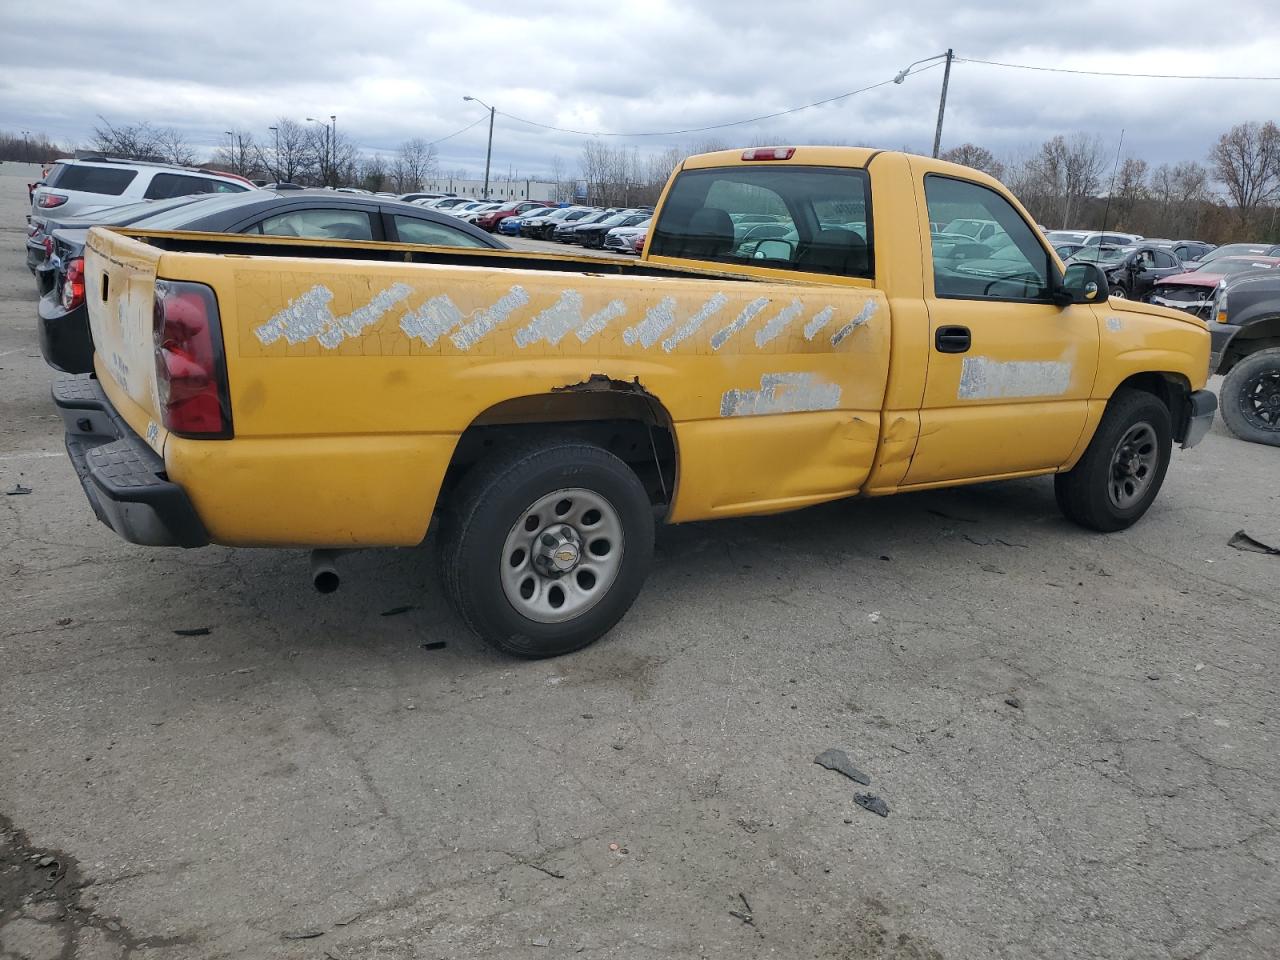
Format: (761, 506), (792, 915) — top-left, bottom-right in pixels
(55, 146), (1216, 657)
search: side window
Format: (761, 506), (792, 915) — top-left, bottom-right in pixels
(393, 216), (488, 248)
(924, 175), (1051, 301)
(210, 180), (248, 194)
(258, 209), (374, 240)
(1153, 250), (1178, 269)
(143, 173), (214, 200)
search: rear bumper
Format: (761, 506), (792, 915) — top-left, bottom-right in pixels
(25, 241), (46, 274)
(52, 376), (209, 548)
(37, 294), (94, 374)
(1181, 389), (1217, 450)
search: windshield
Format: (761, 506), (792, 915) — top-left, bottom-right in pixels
(945, 218), (993, 239)
(1071, 246), (1132, 264)
(1189, 257), (1280, 277)
(649, 164), (873, 278)
(1201, 244), (1269, 262)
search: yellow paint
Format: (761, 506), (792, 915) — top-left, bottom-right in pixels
(81, 146), (1210, 549)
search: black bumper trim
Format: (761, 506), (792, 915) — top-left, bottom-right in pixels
(52, 377), (209, 548)
(1181, 389), (1217, 450)
(37, 293), (94, 374)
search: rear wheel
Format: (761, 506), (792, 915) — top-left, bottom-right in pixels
(1109, 285), (1128, 299)
(1219, 347), (1280, 447)
(439, 443), (655, 658)
(1054, 388), (1172, 532)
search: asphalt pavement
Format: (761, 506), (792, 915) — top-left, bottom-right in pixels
(2, 169), (1277, 960)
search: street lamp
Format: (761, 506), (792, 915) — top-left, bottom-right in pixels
(463, 95), (495, 200)
(306, 116), (334, 186)
(894, 49), (954, 159)
(268, 125), (279, 181)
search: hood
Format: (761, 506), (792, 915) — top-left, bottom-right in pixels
(1106, 295), (1207, 330)
(1156, 270), (1221, 288)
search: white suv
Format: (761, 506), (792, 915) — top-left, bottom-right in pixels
(30, 158), (254, 219)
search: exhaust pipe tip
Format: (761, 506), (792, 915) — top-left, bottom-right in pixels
(309, 549), (344, 594)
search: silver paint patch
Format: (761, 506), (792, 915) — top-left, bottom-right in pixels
(709, 297), (771, 351)
(514, 290), (585, 347)
(256, 283), (412, 348)
(802, 305), (837, 341)
(957, 356), (1072, 400)
(623, 296), (678, 348)
(1106, 316), (1123, 332)
(720, 372), (843, 417)
(401, 294), (464, 346)
(754, 298), (806, 347)
(660, 292), (730, 352)
(575, 299), (628, 343)
(449, 285), (530, 350)
(829, 300), (878, 346)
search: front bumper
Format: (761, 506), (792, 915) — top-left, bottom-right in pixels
(37, 294), (94, 374)
(52, 376), (209, 548)
(1180, 389), (1217, 450)
(1209, 322), (1240, 375)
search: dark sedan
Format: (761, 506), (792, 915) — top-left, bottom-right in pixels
(1068, 244), (1185, 300)
(573, 212), (650, 250)
(552, 210), (618, 242)
(37, 191), (506, 374)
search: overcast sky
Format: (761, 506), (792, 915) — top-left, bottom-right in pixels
(3, 0), (1278, 184)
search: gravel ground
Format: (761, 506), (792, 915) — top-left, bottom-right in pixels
(1, 169), (1277, 960)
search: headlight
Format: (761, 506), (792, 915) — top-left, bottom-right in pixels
(1214, 285), (1229, 324)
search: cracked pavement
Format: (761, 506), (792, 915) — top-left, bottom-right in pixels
(1, 166), (1277, 959)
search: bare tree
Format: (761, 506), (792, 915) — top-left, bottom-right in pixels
(1211, 121), (1280, 230)
(90, 118), (195, 166)
(940, 143), (1005, 180)
(154, 127), (196, 166)
(1150, 161), (1211, 237)
(360, 154), (388, 192)
(0, 129), (68, 163)
(211, 130), (260, 178)
(258, 117), (309, 183)
(1109, 157), (1149, 228)
(390, 137), (439, 193)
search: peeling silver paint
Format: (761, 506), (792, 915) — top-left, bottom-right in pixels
(802, 306), (836, 341)
(957, 356), (1072, 400)
(401, 294), (464, 346)
(575, 299), (628, 343)
(1106, 316), (1123, 332)
(449, 285), (530, 350)
(829, 300), (878, 346)
(256, 283), (413, 348)
(709, 297), (771, 351)
(720, 372), (843, 417)
(660, 292), (730, 352)
(754, 298), (806, 347)
(623, 296), (678, 348)
(514, 290), (585, 347)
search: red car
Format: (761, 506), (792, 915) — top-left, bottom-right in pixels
(475, 200), (554, 232)
(1148, 256), (1280, 315)
(631, 232), (646, 254)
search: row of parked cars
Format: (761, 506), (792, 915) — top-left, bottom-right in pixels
(403, 196), (655, 252)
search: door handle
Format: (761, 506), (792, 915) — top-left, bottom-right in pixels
(935, 325), (971, 353)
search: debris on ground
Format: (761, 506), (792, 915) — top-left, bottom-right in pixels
(729, 893), (763, 937)
(531, 935), (551, 947)
(55, 617), (73, 626)
(5, 483), (33, 495)
(282, 930), (325, 940)
(421, 641), (448, 651)
(867, 611), (882, 623)
(380, 605), (414, 616)
(1228, 530), (1280, 556)
(173, 627), (211, 637)
(813, 748), (872, 786)
(853, 793), (890, 818)
(1004, 696), (1022, 709)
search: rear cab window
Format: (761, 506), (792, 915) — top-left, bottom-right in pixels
(924, 175), (1053, 301)
(50, 164), (138, 196)
(392, 216), (487, 248)
(649, 165), (874, 279)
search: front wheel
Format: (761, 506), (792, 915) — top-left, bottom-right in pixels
(1219, 347), (1280, 446)
(439, 443), (655, 658)
(1054, 388), (1172, 532)
(1109, 285), (1128, 299)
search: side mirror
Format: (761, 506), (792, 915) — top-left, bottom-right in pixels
(751, 238), (796, 261)
(1061, 262), (1108, 305)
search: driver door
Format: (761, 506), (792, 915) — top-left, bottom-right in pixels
(903, 172), (1099, 486)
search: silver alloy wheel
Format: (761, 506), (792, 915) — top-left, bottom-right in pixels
(1108, 421), (1159, 509)
(499, 487), (624, 623)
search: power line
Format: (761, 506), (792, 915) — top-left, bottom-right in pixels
(425, 115), (488, 147)
(958, 56), (1280, 82)
(493, 63), (944, 139)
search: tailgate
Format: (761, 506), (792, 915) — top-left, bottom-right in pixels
(84, 227), (165, 439)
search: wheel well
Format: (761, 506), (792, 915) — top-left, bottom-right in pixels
(1114, 371), (1191, 438)
(1221, 316), (1280, 374)
(440, 377), (677, 514)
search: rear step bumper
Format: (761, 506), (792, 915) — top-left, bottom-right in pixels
(51, 376), (209, 548)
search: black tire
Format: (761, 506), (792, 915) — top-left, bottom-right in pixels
(438, 443), (655, 658)
(1109, 284), (1128, 299)
(1219, 347), (1280, 447)
(1054, 388), (1172, 532)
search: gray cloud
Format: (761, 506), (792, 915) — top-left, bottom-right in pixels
(2, 0), (1276, 182)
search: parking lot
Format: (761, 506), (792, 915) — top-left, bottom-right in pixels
(2, 166), (1278, 960)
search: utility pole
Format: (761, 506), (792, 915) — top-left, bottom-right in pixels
(268, 126), (279, 181)
(331, 115), (337, 187)
(932, 48), (953, 159)
(483, 106), (494, 200)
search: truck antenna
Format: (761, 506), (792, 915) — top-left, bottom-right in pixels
(1099, 128), (1125, 239)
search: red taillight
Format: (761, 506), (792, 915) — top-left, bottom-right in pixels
(37, 193), (68, 208)
(741, 147), (796, 161)
(60, 258), (85, 311)
(152, 280), (232, 438)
